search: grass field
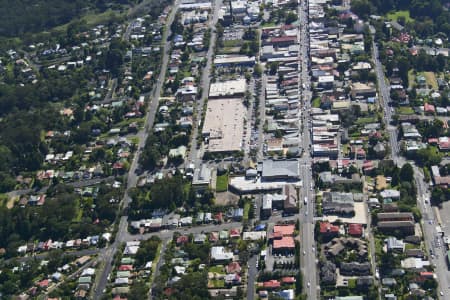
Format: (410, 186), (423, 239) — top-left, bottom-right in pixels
(216, 173), (229, 192)
(386, 10), (413, 23)
(423, 72), (438, 90)
(223, 40), (242, 47)
(396, 107), (414, 115)
(243, 202), (250, 221)
(355, 117), (377, 125)
(209, 265), (224, 274)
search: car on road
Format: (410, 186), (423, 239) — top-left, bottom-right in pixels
(307, 282), (310, 287)
(440, 291), (444, 296)
(303, 250), (306, 255)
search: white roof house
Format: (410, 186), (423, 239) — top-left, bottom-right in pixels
(380, 189), (400, 199)
(211, 246), (233, 261)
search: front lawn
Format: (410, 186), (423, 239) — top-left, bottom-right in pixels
(396, 107), (414, 115)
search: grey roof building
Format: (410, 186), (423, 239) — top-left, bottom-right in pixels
(320, 261), (336, 284)
(323, 192), (355, 215)
(340, 262), (371, 276)
(260, 159), (300, 181)
(382, 278), (397, 286)
(192, 164), (212, 190)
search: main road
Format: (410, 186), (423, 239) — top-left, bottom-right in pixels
(297, 0), (318, 299)
(187, 0), (223, 169)
(93, 0), (181, 297)
(372, 37), (450, 298)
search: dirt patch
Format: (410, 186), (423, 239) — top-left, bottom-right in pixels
(215, 191), (239, 206)
(376, 175), (387, 191)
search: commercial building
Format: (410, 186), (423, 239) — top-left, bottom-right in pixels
(214, 55), (256, 67)
(259, 159), (300, 181)
(209, 78), (246, 98)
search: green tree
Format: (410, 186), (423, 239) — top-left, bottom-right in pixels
(399, 163), (414, 182)
(285, 12), (298, 24)
(351, 0), (373, 19)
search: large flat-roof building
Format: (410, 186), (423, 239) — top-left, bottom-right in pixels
(259, 159), (300, 181)
(202, 98), (246, 153)
(214, 55), (256, 67)
(209, 78), (246, 98)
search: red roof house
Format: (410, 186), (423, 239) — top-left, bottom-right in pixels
(263, 280), (281, 289)
(38, 279), (49, 289)
(229, 228), (241, 238)
(320, 222), (339, 234)
(320, 222), (339, 239)
(176, 235), (189, 245)
(273, 236), (295, 250)
(281, 277), (296, 284)
(428, 138), (439, 145)
(420, 271), (434, 279)
(424, 103), (435, 114)
(348, 223), (363, 237)
(226, 262), (242, 274)
(273, 225), (295, 236)
(118, 265), (134, 271)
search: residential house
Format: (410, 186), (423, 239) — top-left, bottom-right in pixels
(210, 246), (233, 263)
(385, 236), (405, 252)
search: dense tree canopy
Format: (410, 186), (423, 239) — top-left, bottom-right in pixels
(0, 0), (136, 37)
(353, 0), (450, 38)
